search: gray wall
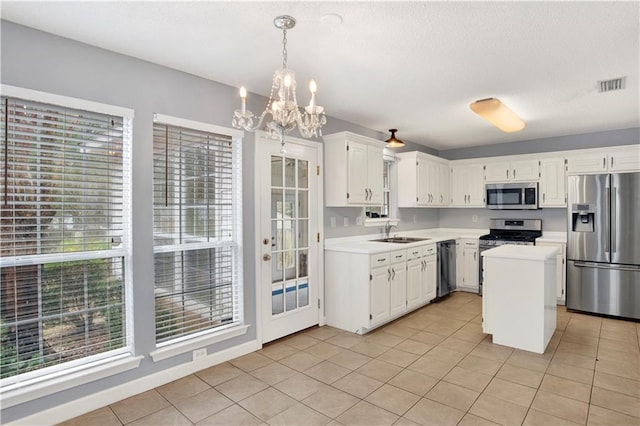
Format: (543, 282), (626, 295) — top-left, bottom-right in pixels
(439, 128), (639, 160)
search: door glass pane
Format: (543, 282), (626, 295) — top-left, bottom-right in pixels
(298, 190), (308, 218)
(284, 251), (296, 280)
(284, 158), (296, 188)
(298, 281), (309, 308)
(285, 282), (297, 311)
(271, 189), (283, 219)
(284, 190), (296, 218)
(271, 156), (283, 187)
(298, 160), (308, 189)
(298, 219), (308, 248)
(271, 283), (284, 314)
(298, 250), (308, 278)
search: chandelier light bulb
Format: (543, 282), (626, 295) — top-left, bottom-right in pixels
(309, 80), (317, 93)
(239, 86), (247, 99)
(239, 86), (247, 113)
(284, 73), (292, 88)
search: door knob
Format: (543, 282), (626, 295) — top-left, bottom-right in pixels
(263, 254), (271, 261)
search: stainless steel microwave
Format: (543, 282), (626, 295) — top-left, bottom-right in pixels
(486, 182), (539, 210)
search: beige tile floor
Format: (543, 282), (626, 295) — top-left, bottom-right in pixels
(61, 292), (640, 426)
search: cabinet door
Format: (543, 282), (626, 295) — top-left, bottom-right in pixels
(463, 247), (479, 291)
(450, 165), (467, 206)
(567, 154), (608, 174)
(609, 146), (640, 172)
(539, 158), (566, 207)
(347, 141), (368, 204)
(424, 254), (437, 302)
(389, 263), (407, 316)
(511, 159), (539, 182)
(367, 144), (384, 204)
(370, 266), (390, 325)
(484, 161), (511, 182)
(467, 164), (486, 206)
(416, 158), (431, 206)
(407, 259), (423, 309)
(438, 163), (449, 206)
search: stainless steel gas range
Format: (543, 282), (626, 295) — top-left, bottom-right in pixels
(478, 219), (542, 295)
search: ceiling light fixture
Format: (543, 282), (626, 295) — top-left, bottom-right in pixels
(469, 98), (526, 133)
(232, 15), (327, 153)
(385, 129), (405, 148)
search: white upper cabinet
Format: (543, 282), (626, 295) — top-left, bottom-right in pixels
(450, 163), (485, 207)
(539, 158), (567, 207)
(485, 159), (539, 183)
(567, 145), (640, 174)
(324, 132), (385, 207)
(397, 151), (449, 207)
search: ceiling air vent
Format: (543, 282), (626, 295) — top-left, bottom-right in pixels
(598, 77), (626, 93)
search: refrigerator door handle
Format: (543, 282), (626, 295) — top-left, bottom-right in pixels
(605, 186), (610, 254)
(574, 261), (640, 272)
(611, 186), (616, 253)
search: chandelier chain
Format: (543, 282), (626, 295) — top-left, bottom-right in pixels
(282, 29), (288, 69)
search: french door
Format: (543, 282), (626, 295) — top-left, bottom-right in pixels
(257, 133), (323, 343)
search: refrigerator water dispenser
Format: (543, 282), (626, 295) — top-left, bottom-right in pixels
(571, 204), (595, 232)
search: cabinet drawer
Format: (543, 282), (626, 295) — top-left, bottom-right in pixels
(407, 246), (426, 260)
(463, 240), (479, 248)
(390, 250), (406, 264)
(425, 245), (436, 256)
(371, 252), (390, 266)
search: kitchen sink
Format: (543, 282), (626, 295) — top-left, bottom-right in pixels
(370, 237), (431, 244)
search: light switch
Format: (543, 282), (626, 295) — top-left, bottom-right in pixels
(343, 217), (349, 227)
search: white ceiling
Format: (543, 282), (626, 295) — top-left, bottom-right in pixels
(2, 1), (639, 150)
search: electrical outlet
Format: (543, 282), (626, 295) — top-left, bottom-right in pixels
(356, 215), (363, 226)
(343, 217), (349, 227)
(193, 348), (207, 361)
(472, 215), (478, 223)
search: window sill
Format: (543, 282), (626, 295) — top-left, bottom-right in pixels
(364, 218), (400, 227)
(0, 354), (143, 409)
(150, 324), (250, 362)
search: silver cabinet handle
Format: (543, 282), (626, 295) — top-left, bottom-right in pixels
(388, 269), (391, 280)
(611, 157), (614, 168)
(506, 169), (509, 179)
(603, 157), (606, 169)
(543, 193), (546, 202)
(513, 169), (516, 179)
(474, 251), (476, 261)
(391, 268), (396, 279)
(605, 186), (610, 254)
(574, 261), (640, 272)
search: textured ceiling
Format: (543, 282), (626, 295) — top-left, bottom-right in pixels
(2, 1), (639, 150)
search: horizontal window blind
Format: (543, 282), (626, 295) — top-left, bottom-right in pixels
(0, 96), (130, 381)
(152, 121), (241, 344)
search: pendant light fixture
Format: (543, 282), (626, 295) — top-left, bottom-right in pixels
(232, 15), (327, 153)
(385, 129), (405, 148)
(469, 98), (526, 133)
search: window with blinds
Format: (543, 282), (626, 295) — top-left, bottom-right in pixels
(152, 118), (242, 344)
(0, 96), (132, 382)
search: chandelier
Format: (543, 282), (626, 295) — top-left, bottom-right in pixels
(232, 15), (327, 153)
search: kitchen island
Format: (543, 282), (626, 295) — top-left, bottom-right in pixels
(482, 245), (558, 354)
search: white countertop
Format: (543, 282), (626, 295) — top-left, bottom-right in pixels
(536, 232), (567, 244)
(324, 228), (487, 254)
(482, 245), (559, 261)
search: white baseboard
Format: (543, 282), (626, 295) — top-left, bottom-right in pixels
(7, 339), (260, 426)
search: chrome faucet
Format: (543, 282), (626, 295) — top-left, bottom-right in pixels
(383, 221), (397, 239)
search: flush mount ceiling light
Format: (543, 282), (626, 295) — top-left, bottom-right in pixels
(469, 98), (526, 133)
(385, 129), (405, 148)
(232, 15), (327, 153)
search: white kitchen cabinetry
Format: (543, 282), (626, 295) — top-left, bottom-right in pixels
(450, 163), (485, 207)
(325, 244), (432, 334)
(485, 159), (539, 183)
(539, 158), (567, 207)
(407, 244), (437, 310)
(397, 152), (449, 207)
(323, 132), (385, 207)
(389, 251), (407, 317)
(567, 146), (640, 174)
(456, 239), (479, 292)
(536, 241), (566, 305)
(424, 246), (437, 302)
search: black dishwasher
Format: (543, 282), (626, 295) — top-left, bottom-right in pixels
(436, 240), (456, 299)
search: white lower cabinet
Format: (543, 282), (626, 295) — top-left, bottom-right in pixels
(536, 241), (566, 305)
(456, 239), (479, 292)
(325, 244), (433, 334)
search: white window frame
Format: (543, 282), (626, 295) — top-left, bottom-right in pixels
(0, 85), (141, 409)
(149, 114), (247, 362)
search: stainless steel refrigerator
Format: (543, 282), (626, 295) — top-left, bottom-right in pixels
(567, 172), (640, 319)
